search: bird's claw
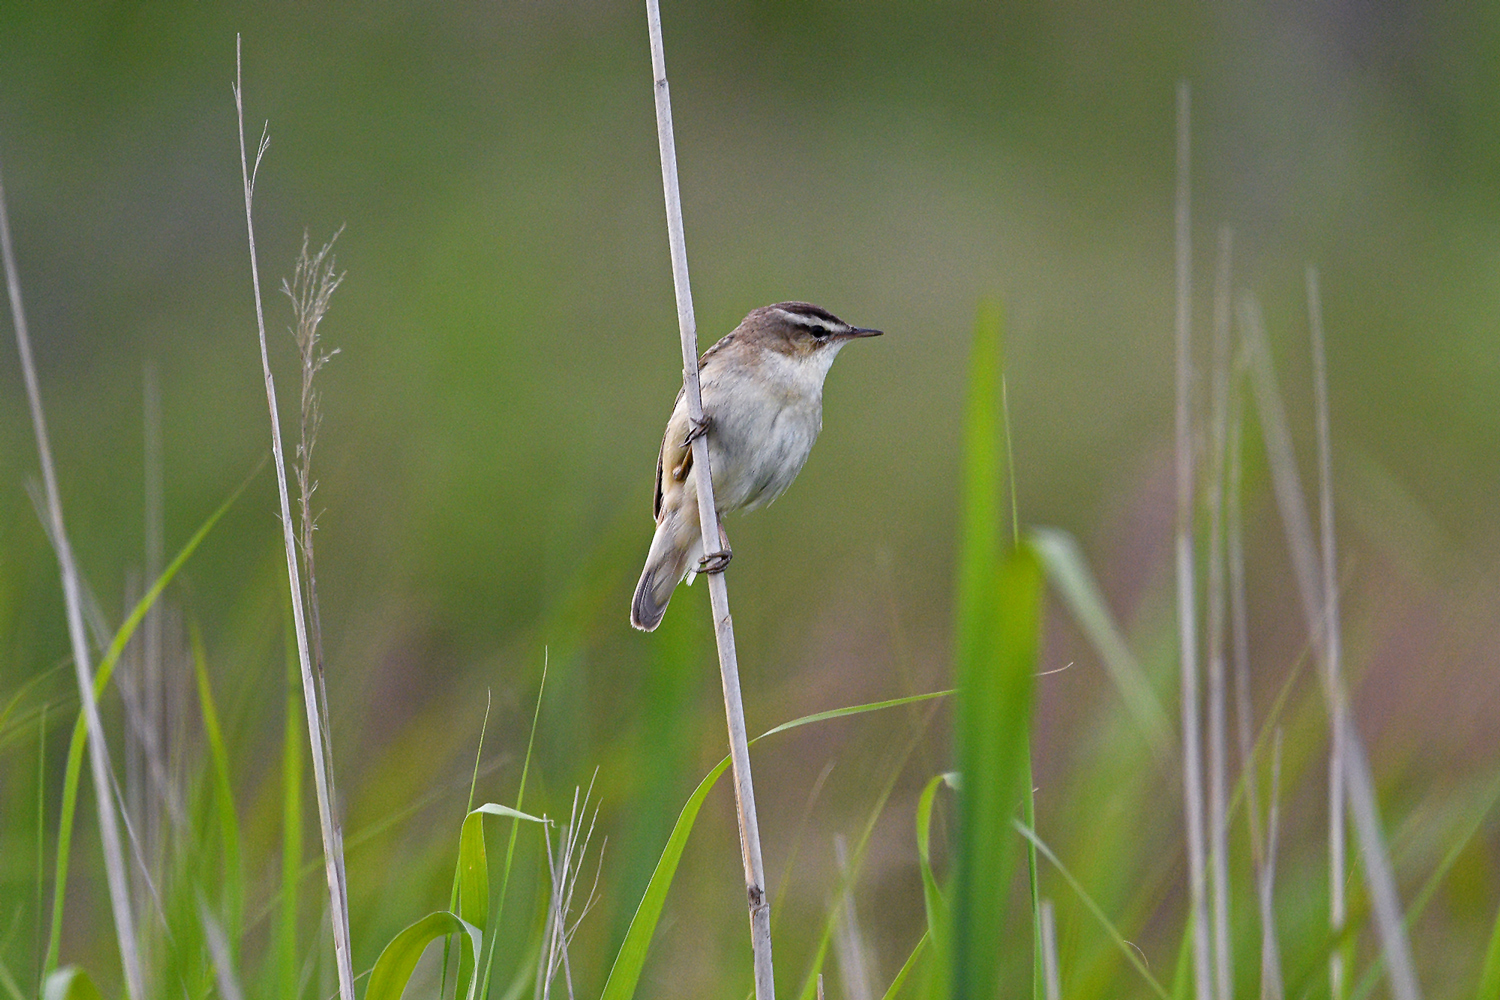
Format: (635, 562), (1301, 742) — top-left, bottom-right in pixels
(683, 414), (713, 448)
(697, 549), (732, 574)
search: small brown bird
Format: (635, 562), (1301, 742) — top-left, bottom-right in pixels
(631, 302), (881, 631)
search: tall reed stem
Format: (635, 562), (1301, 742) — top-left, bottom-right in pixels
(1173, 80), (1212, 1000)
(644, 4), (775, 996)
(233, 37), (355, 1000)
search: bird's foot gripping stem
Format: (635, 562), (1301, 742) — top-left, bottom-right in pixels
(697, 519), (732, 574)
(683, 413), (713, 448)
(697, 548), (732, 574)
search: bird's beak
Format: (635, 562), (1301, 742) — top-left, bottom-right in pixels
(840, 326), (883, 339)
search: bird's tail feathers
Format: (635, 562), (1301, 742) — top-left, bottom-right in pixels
(630, 519), (702, 632)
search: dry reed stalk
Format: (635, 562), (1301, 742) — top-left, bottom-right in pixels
(1173, 80), (1212, 1000)
(1307, 270), (1421, 1000)
(1241, 289), (1420, 1000)
(1226, 337), (1283, 999)
(832, 835), (874, 1000)
(233, 37), (355, 1000)
(1040, 899), (1061, 1000)
(1307, 268), (1346, 1000)
(0, 158), (145, 999)
(537, 782), (604, 1000)
(1205, 227), (1234, 1000)
(644, 3), (776, 996)
(1259, 733), (1285, 1000)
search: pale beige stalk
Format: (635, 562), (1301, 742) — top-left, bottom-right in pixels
(0, 154), (145, 1000)
(645, 3), (775, 995)
(234, 37), (355, 1000)
(1173, 80), (1212, 1000)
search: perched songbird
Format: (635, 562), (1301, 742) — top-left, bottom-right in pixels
(630, 302), (882, 631)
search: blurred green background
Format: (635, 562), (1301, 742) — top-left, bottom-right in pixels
(2, 1), (1499, 997)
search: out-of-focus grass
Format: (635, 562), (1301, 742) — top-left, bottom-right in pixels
(2, 4), (1500, 1000)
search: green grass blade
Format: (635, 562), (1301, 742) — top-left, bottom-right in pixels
(498, 651), (548, 927)
(881, 931), (929, 1000)
(602, 690), (953, 1000)
(277, 609), (304, 1000)
(365, 912), (483, 1000)
(468, 802), (546, 824)
(43, 707), (86, 977)
(190, 620), (244, 946)
(1169, 919), (1192, 1000)
(43, 459), (260, 978)
(759, 690), (953, 740)
(915, 771), (956, 1000)
(40, 966), (103, 1000)
(1479, 900), (1500, 1000)
(600, 752), (735, 1000)
(1028, 526), (1172, 753)
(952, 550), (1042, 1000)
(795, 729), (927, 1000)
(948, 299), (1041, 999)
(458, 803), (547, 976)
(1024, 744), (1043, 1000)
(1013, 820), (1169, 999)
(0, 956), (26, 1000)
(447, 692), (492, 1000)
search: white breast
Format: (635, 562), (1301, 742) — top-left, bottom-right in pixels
(700, 344), (845, 513)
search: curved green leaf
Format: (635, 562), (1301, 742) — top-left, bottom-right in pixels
(601, 689), (952, 1000)
(458, 811), (490, 931)
(366, 911), (482, 1000)
(41, 966), (103, 1000)
(600, 754), (734, 1000)
(454, 802), (545, 934)
(880, 930), (928, 1000)
(916, 772), (956, 955)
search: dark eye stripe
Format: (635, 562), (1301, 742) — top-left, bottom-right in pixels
(775, 304), (845, 336)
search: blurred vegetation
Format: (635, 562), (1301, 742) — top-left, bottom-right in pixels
(2, 1), (1499, 998)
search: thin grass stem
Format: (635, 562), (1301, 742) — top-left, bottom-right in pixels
(234, 36), (355, 1000)
(1206, 227), (1233, 1000)
(1173, 79), (1212, 1000)
(1308, 267), (1348, 1000)
(0, 149), (144, 999)
(1242, 287), (1421, 1000)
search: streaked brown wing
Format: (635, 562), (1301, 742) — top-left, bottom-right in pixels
(654, 388), (689, 522)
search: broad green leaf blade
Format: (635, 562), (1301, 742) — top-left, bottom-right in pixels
(1029, 526), (1172, 752)
(458, 810), (490, 931)
(41, 967), (103, 1000)
(365, 911), (482, 1000)
(952, 549), (1042, 1000)
(600, 754), (735, 1000)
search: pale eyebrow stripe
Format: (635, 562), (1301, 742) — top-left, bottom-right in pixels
(775, 307), (842, 333)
